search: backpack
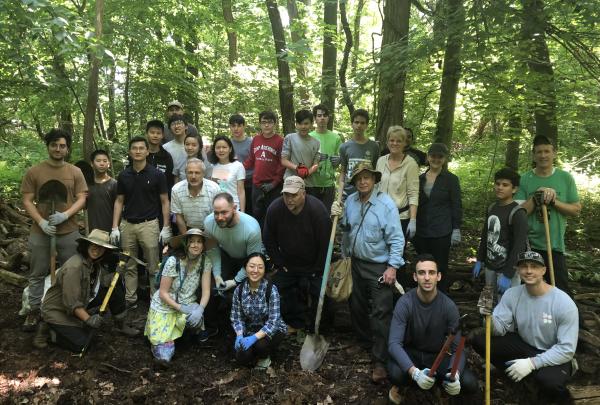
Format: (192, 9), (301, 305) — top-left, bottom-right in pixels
(487, 202), (525, 227)
(154, 254), (205, 302)
(237, 279), (274, 312)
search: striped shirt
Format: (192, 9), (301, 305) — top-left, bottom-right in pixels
(230, 279), (287, 337)
(170, 179), (220, 229)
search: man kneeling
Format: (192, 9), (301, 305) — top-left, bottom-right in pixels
(387, 254), (477, 403)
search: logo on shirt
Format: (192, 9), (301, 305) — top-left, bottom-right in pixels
(542, 312), (553, 324)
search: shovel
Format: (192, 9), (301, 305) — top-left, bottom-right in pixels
(75, 160), (95, 235)
(38, 180), (68, 284)
(300, 180), (344, 371)
(541, 204), (555, 286)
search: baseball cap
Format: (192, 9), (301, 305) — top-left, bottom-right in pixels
(427, 143), (449, 156)
(516, 251), (545, 267)
(281, 176), (305, 194)
(167, 100), (183, 109)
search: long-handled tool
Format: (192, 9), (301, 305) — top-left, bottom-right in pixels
(38, 180), (68, 284)
(75, 160), (95, 235)
(485, 313), (491, 405)
(427, 315), (468, 378)
(541, 204), (555, 286)
(300, 180), (345, 371)
(80, 251), (146, 357)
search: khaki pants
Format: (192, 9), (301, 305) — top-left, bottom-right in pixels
(120, 219), (160, 303)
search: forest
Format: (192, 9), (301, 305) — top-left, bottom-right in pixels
(1, 0), (600, 403)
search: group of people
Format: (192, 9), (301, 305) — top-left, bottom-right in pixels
(19, 98), (581, 403)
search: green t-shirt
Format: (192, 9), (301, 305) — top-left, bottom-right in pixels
(309, 130), (342, 187)
(515, 168), (579, 252)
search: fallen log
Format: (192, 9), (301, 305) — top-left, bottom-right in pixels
(579, 330), (600, 348)
(567, 385), (600, 400)
(574, 293), (600, 301)
(0, 269), (27, 287)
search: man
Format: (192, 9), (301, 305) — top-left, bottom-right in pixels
(243, 110), (285, 226)
(281, 110), (320, 187)
(387, 254), (477, 403)
(515, 135), (581, 294)
(404, 128), (427, 166)
(309, 104), (342, 212)
(229, 114), (254, 216)
(163, 100), (199, 142)
(146, 120), (175, 192)
(171, 158), (220, 234)
(87, 149), (117, 232)
(473, 251), (579, 403)
(339, 109), (380, 197)
(331, 162), (404, 383)
(263, 176), (331, 333)
(163, 114), (188, 182)
(111, 136), (170, 306)
(21, 129), (88, 331)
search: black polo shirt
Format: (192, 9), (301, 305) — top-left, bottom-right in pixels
(117, 163), (167, 222)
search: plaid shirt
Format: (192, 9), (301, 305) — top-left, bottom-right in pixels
(230, 279), (287, 338)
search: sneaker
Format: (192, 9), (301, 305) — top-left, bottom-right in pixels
(388, 385), (402, 405)
(255, 356), (272, 370)
(22, 311), (40, 332)
(114, 320), (140, 337)
(295, 329), (306, 344)
(196, 327), (219, 343)
(33, 321), (49, 349)
(153, 358), (171, 370)
(372, 364), (387, 384)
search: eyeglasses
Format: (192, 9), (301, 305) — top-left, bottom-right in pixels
(260, 121), (275, 125)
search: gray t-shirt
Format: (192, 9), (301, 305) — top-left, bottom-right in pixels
(339, 139), (380, 196)
(281, 132), (320, 187)
(232, 137), (253, 180)
(163, 140), (187, 176)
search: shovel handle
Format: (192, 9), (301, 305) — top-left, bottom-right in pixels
(541, 205), (555, 286)
(485, 315), (491, 405)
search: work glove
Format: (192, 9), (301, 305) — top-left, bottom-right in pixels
(505, 358), (535, 382)
(186, 304), (204, 328)
(477, 286), (494, 316)
(406, 219), (417, 239)
(330, 201), (344, 217)
(472, 261), (482, 278)
(38, 219), (56, 236)
(412, 368), (435, 390)
(214, 275), (225, 288)
(260, 182), (276, 193)
(296, 164), (310, 179)
(451, 229), (461, 246)
(159, 226), (172, 245)
(48, 211), (69, 226)
(533, 190), (545, 207)
(234, 335), (244, 350)
(85, 314), (103, 329)
(217, 279), (237, 291)
(240, 335), (258, 350)
(442, 372), (461, 396)
(179, 303), (200, 316)
(318, 153), (329, 162)
(497, 274), (512, 294)
(329, 155), (341, 167)
(110, 228), (121, 246)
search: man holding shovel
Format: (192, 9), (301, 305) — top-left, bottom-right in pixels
(21, 129), (88, 332)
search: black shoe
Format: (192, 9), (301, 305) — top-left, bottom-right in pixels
(23, 311), (40, 333)
(196, 327), (219, 343)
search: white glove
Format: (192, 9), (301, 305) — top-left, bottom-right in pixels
(217, 279), (237, 291)
(505, 358), (535, 382)
(48, 211), (69, 226)
(451, 228), (461, 246)
(159, 226), (172, 244)
(110, 228), (121, 246)
(406, 219), (417, 239)
(412, 368), (435, 390)
(38, 219), (56, 236)
(442, 372), (461, 395)
(330, 200), (344, 217)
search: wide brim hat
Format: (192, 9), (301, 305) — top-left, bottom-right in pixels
(169, 228), (206, 249)
(349, 162), (382, 185)
(78, 229), (118, 250)
(516, 251), (545, 267)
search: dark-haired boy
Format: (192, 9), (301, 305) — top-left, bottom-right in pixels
(281, 110), (320, 188)
(163, 115), (188, 182)
(339, 109), (380, 197)
(21, 129), (88, 330)
(163, 100), (199, 142)
(229, 114), (254, 216)
(146, 120), (175, 192)
(88, 150), (117, 232)
(473, 168), (528, 294)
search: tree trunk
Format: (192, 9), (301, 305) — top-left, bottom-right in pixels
(505, 109), (522, 170)
(107, 60), (117, 140)
(82, 0), (104, 162)
(375, 0), (410, 145)
(351, 0), (365, 76)
(124, 41), (133, 140)
(287, 0), (310, 106)
(339, 0), (354, 116)
(520, 0), (558, 145)
(433, 0), (465, 147)
(265, 0), (295, 134)
(222, 0), (238, 66)
(321, 0), (338, 130)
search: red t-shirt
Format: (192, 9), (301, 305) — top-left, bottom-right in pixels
(243, 134), (285, 186)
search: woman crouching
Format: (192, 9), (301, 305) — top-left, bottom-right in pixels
(144, 228), (211, 365)
(230, 253), (287, 369)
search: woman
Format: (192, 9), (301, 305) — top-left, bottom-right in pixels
(413, 143), (463, 292)
(209, 135), (246, 211)
(376, 126), (419, 241)
(230, 253), (287, 369)
(37, 229), (137, 352)
(175, 134), (212, 182)
(144, 228), (212, 365)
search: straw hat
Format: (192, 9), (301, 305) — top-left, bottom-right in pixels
(169, 228), (206, 249)
(78, 229), (118, 250)
(349, 162), (382, 185)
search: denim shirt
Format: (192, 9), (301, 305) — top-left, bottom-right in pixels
(416, 170), (462, 238)
(341, 190), (405, 269)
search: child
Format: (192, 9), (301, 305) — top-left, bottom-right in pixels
(146, 120), (175, 191)
(175, 134), (204, 182)
(88, 150), (117, 232)
(209, 136), (246, 211)
(473, 167), (528, 295)
(281, 110), (320, 187)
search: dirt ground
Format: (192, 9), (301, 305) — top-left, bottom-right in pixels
(1, 248), (599, 404)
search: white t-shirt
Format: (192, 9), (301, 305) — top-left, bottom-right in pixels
(210, 161), (245, 208)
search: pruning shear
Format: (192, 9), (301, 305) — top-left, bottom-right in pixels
(378, 276), (405, 295)
(428, 314), (468, 378)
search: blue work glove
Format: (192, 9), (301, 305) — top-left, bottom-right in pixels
(406, 219), (417, 239)
(497, 275), (512, 294)
(240, 335), (258, 350)
(48, 211), (69, 226)
(38, 219), (56, 236)
(472, 261), (482, 278)
(186, 304), (204, 327)
(180, 303), (199, 315)
(234, 335), (244, 350)
(451, 229), (461, 246)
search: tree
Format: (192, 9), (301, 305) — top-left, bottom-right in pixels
(339, 0), (354, 115)
(222, 0), (238, 67)
(321, 0), (338, 130)
(287, 0), (310, 106)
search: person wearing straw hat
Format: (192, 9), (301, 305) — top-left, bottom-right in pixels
(144, 228), (212, 366)
(331, 162), (404, 383)
(36, 229), (137, 352)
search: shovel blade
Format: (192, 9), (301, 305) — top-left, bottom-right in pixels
(300, 333), (329, 371)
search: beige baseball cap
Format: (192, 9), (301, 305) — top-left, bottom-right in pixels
(281, 176), (305, 194)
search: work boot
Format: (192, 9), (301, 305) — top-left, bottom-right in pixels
(113, 318), (139, 337)
(22, 311), (40, 332)
(33, 321), (49, 349)
(388, 385), (403, 405)
(372, 364), (387, 384)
